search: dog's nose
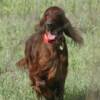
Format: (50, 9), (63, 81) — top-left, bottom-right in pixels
(46, 23), (52, 27)
(46, 20), (53, 27)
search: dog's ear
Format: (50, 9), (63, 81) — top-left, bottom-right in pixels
(39, 17), (45, 26)
(63, 17), (83, 45)
(35, 17), (46, 33)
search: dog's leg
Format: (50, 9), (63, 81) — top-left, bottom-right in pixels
(37, 95), (42, 100)
(55, 82), (65, 100)
(16, 57), (28, 69)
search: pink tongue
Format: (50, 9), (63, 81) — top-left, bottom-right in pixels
(47, 32), (56, 40)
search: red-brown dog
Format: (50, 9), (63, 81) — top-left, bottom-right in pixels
(17, 6), (83, 100)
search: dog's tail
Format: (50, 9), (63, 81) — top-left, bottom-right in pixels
(64, 18), (84, 45)
(16, 57), (28, 69)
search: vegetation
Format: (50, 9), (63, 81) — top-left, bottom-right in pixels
(0, 0), (100, 100)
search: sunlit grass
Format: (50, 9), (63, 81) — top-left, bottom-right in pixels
(0, 0), (100, 100)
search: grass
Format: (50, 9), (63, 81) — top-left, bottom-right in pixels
(0, 0), (100, 100)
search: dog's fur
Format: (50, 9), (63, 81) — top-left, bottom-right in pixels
(16, 6), (83, 100)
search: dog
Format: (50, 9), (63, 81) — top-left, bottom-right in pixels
(16, 6), (83, 100)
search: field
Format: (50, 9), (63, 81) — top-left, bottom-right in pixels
(0, 0), (100, 100)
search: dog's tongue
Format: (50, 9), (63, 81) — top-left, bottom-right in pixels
(44, 32), (56, 43)
(47, 32), (56, 40)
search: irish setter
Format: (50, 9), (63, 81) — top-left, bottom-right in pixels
(16, 6), (83, 100)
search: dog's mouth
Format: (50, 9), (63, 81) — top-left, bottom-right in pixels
(43, 31), (56, 43)
(47, 31), (56, 40)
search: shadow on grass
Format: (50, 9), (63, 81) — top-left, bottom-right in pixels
(64, 91), (85, 100)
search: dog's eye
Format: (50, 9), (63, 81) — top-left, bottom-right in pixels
(46, 23), (55, 29)
(47, 23), (53, 27)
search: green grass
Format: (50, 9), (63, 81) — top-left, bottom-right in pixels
(0, 0), (100, 100)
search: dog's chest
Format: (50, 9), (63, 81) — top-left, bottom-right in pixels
(38, 42), (68, 81)
(38, 41), (67, 67)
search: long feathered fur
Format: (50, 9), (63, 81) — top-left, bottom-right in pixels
(16, 6), (83, 100)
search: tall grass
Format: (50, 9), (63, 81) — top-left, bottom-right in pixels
(0, 0), (100, 100)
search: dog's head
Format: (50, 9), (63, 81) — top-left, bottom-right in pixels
(39, 6), (83, 44)
(40, 7), (65, 40)
(44, 7), (65, 35)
